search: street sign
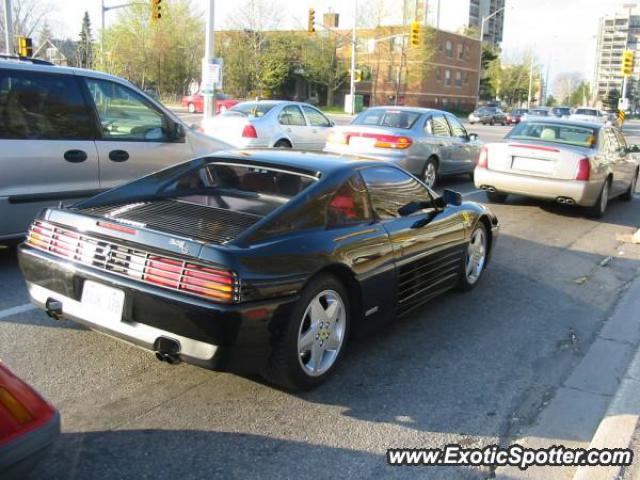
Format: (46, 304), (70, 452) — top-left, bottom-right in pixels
(618, 109), (626, 127)
(201, 58), (223, 94)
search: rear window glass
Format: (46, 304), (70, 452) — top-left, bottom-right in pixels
(353, 109), (420, 129)
(574, 109), (599, 116)
(528, 109), (549, 116)
(507, 122), (597, 148)
(229, 102), (275, 117)
(162, 163), (317, 217)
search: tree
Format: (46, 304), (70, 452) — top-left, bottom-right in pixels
(300, 33), (348, 107)
(38, 20), (53, 45)
(546, 95), (557, 106)
(568, 81), (591, 107)
(554, 72), (582, 105)
(0, 0), (51, 52)
(605, 88), (619, 111)
(77, 12), (93, 69)
(481, 45), (500, 100)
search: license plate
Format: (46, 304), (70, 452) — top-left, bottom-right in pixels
(81, 280), (125, 323)
(511, 156), (553, 174)
(348, 136), (376, 149)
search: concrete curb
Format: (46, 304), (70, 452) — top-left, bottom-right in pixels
(572, 348), (640, 480)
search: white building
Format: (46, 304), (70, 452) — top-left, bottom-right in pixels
(593, 4), (640, 106)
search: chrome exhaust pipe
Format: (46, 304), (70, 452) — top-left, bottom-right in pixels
(153, 337), (181, 365)
(565, 198), (575, 205)
(45, 298), (63, 320)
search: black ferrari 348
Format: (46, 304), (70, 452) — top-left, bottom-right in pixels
(18, 150), (498, 389)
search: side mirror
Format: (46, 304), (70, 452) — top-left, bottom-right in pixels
(468, 133), (479, 142)
(442, 189), (463, 206)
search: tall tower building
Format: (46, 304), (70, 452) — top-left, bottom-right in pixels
(594, 4), (640, 105)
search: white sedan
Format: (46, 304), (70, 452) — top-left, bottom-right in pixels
(569, 107), (607, 124)
(201, 100), (334, 151)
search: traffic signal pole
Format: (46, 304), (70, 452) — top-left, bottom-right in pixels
(348, 0), (357, 114)
(203, 0), (216, 120)
(3, 0), (13, 54)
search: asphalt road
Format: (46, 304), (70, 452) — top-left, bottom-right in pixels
(2, 118), (640, 479)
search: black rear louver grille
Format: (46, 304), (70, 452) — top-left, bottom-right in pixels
(79, 200), (260, 244)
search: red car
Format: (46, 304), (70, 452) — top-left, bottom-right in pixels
(0, 363), (60, 478)
(181, 92), (240, 114)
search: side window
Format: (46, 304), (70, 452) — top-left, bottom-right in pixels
(430, 114), (451, 137)
(278, 105), (307, 126)
(85, 78), (169, 141)
(361, 166), (431, 220)
(0, 70), (96, 140)
(446, 115), (468, 138)
(302, 105), (331, 127)
(327, 173), (372, 227)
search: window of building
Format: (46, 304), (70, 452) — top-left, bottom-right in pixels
(392, 36), (404, 53)
(442, 98), (449, 108)
(455, 71), (462, 87)
(446, 41), (453, 58)
(436, 68), (441, 81)
(444, 69), (451, 86)
(458, 44), (464, 60)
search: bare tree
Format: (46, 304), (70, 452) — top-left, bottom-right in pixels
(225, 0), (283, 31)
(0, 0), (52, 51)
(554, 72), (583, 105)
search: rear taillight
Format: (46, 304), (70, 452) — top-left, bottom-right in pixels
(478, 146), (488, 168)
(241, 124), (258, 138)
(373, 134), (413, 149)
(180, 264), (236, 302)
(576, 157), (590, 181)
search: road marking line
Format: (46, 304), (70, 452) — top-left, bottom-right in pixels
(0, 303), (35, 320)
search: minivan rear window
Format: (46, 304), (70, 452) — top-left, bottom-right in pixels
(353, 109), (420, 129)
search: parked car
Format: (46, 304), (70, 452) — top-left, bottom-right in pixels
(0, 58), (228, 242)
(474, 118), (639, 217)
(508, 108), (528, 125)
(18, 150), (499, 390)
(0, 362), (60, 478)
(324, 107), (481, 188)
(550, 106), (572, 118)
(181, 92), (240, 114)
(201, 100), (334, 151)
(468, 106), (508, 126)
(524, 108), (551, 118)
(569, 107), (607, 124)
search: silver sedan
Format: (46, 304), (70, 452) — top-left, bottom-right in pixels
(201, 100), (334, 151)
(324, 106), (482, 188)
(474, 118), (639, 217)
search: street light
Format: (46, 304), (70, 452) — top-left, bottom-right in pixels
(475, 6), (506, 106)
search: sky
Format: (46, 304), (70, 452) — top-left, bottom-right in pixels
(48, 0), (626, 93)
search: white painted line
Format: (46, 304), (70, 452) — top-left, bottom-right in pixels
(0, 303), (36, 320)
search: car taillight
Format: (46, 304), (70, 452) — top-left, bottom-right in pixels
(0, 387), (34, 425)
(373, 134), (413, 149)
(180, 263), (236, 302)
(478, 146), (489, 168)
(327, 131), (348, 144)
(241, 124), (258, 138)
(144, 256), (183, 288)
(576, 157), (590, 181)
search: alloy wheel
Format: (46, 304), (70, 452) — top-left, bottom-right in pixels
(424, 162), (437, 188)
(465, 228), (487, 284)
(297, 290), (346, 377)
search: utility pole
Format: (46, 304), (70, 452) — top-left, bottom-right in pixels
(348, 0), (357, 114)
(527, 54), (534, 109)
(3, 0), (13, 55)
(101, 0), (106, 64)
(203, 0), (216, 119)
(475, 6), (505, 107)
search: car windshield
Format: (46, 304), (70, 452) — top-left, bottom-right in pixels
(528, 109), (548, 116)
(507, 121), (597, 148)
(513, 109), (527, 115)
(554, 108), (571, 115)
(353, 109), (421, 129)
(228, 102), (275, 117)
(575, 108), (599, 116)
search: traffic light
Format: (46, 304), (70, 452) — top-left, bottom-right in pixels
(308, 8), (315, 32)
(622, 49), (634, 76)
(17, 37), (32, 57)
(151, 0), (162, 21)
(410, 21), (421, 48)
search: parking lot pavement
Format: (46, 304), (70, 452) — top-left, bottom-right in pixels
(2, 174), (640, 479)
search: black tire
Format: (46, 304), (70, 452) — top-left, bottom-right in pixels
(621, 170), (638, 202)
(274, 139), (292, 148)
(422, 157), (439, 189)
(486, 191), (508, 203)
(490, 119), (495, 126)
(457, 222), (488, 291)
(264, 274), (350, 390)
(586, 179), (610, 218)
(470, 121), (476, 125)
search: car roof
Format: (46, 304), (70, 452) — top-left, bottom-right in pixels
(211, 149), (389, 176)
(362, 106), (447, 115)
(0, 59), (136, 83)
(521, 117), (603, 129)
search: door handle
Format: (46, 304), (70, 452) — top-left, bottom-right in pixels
(64, 150), (88, 163)
(109, 150), (130, 162)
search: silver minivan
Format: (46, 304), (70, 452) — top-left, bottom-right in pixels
(0, 59), (227, 241)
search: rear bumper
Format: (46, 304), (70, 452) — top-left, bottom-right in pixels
(474, 167), (601, 206)
(0, 411), (60, 478)
(18, 246), (298, 372)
